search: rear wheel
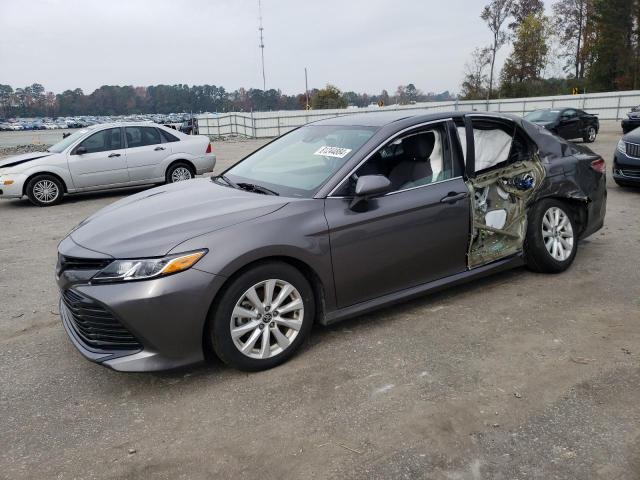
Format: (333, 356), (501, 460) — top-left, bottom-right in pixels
(208, 262), (315, 371)
(524, 199), (578, 273)
(26, 174), (64, 206)
(166, 162), (194, 183)
(583, 126), (597, 143)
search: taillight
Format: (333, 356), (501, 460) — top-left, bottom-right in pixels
(206, 143), (212, 154)
(590, 158), (605, 173)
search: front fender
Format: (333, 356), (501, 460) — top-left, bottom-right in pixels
(20, 164), (76, 192)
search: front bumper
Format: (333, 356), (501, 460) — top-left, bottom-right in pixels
(613, 150), (640, 185)
(0, 173), (26, 199)
(56, 237), (227, 371)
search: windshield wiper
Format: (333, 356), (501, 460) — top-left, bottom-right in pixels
(237, 182), (280, 196)
(212, 174), (239, 189)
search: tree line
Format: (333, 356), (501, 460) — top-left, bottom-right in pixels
(462, 0), (640, 99)
(0, 82), (453, 118)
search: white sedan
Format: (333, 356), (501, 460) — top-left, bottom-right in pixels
(0, 122), (216, 206)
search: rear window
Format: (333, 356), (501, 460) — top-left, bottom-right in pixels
(159, 128), (180, 143)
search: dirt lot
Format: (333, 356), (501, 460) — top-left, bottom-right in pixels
(1, 123), (639, 479)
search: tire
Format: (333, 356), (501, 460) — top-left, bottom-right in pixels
(25, 174), (64, 206)
(583, 126), (597, 143)
(208, 261), (315, 371)
(524, 199), (578, 273)
(166, 162), (194, 183)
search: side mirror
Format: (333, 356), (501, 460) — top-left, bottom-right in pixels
(350, 175), (391, 209)
(75, 146), (87, 155)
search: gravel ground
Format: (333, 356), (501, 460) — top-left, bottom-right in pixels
(0, 122), (639, 479)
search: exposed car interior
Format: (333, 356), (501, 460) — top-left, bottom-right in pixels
(457, 118), (546, 268)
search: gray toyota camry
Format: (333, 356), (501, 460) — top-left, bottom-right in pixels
(56, 111), (607, 372)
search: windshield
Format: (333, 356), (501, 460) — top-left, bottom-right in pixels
(224, 125), (377, 197)
(47, 129), (90, 153)
(524, 110), (560, 122)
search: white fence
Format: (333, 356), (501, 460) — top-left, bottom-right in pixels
(197, 90), (640, 139)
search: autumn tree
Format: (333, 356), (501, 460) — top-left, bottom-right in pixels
(508, 0), (544, 31)
(461, 47), (492, 99)
(500, 13), (549, 96)
(481, 0), (514, 99)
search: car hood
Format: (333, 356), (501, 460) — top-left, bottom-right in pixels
(69, 178), (289, 258)
(0, 151), (56, 172)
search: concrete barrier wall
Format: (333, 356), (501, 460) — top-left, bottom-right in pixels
(197, 90), (640, 138)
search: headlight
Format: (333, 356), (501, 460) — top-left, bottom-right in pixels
(92, 250), (207, 283)
(617, 139), (627, 154)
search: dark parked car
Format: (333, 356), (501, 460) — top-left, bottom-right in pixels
(614, 128), (640, 186)
(525, 108), (599, 143)
(180, 118), (198, 135)
(56, 111), (606, 372)
(621, 106), (640, 134)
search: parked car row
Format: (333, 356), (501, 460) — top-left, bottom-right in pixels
(0, 113), (194, 132)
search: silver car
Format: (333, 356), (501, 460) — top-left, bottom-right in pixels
(0, 122), (215, 206)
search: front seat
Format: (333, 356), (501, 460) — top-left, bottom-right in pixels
(388, 132), (435, 190)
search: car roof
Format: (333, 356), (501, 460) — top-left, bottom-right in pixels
(85, 121), (166, 130)
(308, 110), (521, 128)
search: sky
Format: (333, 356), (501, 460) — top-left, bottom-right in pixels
(0, 0), (536, 96)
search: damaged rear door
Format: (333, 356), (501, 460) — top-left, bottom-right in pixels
(457, 115), (546, 268)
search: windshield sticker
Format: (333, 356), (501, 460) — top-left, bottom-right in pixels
(314, 146), (352, 158)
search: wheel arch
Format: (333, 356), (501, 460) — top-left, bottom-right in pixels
(166, 159), (196, 178)
(201, 255), (327, 358)
(531, 194), (588, 237)
(22, 171), (69, 196)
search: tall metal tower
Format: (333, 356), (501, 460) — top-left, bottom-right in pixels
(258, 0), (266, 91)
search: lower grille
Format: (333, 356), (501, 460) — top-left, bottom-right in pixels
(62, 289), (142, 351)
(620, 167), (640, 178)
(625, 142), (640, 159)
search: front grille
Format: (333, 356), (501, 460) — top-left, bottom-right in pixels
(57, 254), (112, 274)
(62, 289), (142, 351)
(620, 167), (640, 178)
(625, 142), (640, 159)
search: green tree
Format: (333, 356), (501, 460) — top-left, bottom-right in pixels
(587, 0), (638, 91)
(553, 0), (596, 79)
(311, 84), (347, 109)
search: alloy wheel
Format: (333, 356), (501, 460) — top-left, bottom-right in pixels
(230, 279), (304, 359)
(541, 206), (574, 262)
(33, 179), (59, 203)
(171, 167), (192, 182)
(588, 127), (596, 142)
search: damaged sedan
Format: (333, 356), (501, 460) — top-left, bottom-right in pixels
(56, 111), (606, 372)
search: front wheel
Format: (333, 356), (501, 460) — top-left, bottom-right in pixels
(26, 174), (64, 206)
(524, 199), (578, 273)
(166, 162), (194, 183)
(583, 126), (597, 143)
(208, 262), (315, 371)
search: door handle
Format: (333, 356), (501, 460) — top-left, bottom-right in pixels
(154, 146), (165, 151)
(108, 153), (121, 158)
(440, 192), (469, 204)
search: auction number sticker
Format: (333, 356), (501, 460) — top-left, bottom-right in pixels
(314, 146), (352, 158)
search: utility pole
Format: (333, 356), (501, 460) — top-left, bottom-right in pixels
(304, 67), (310, 109)
(258, 0), (266, 91)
